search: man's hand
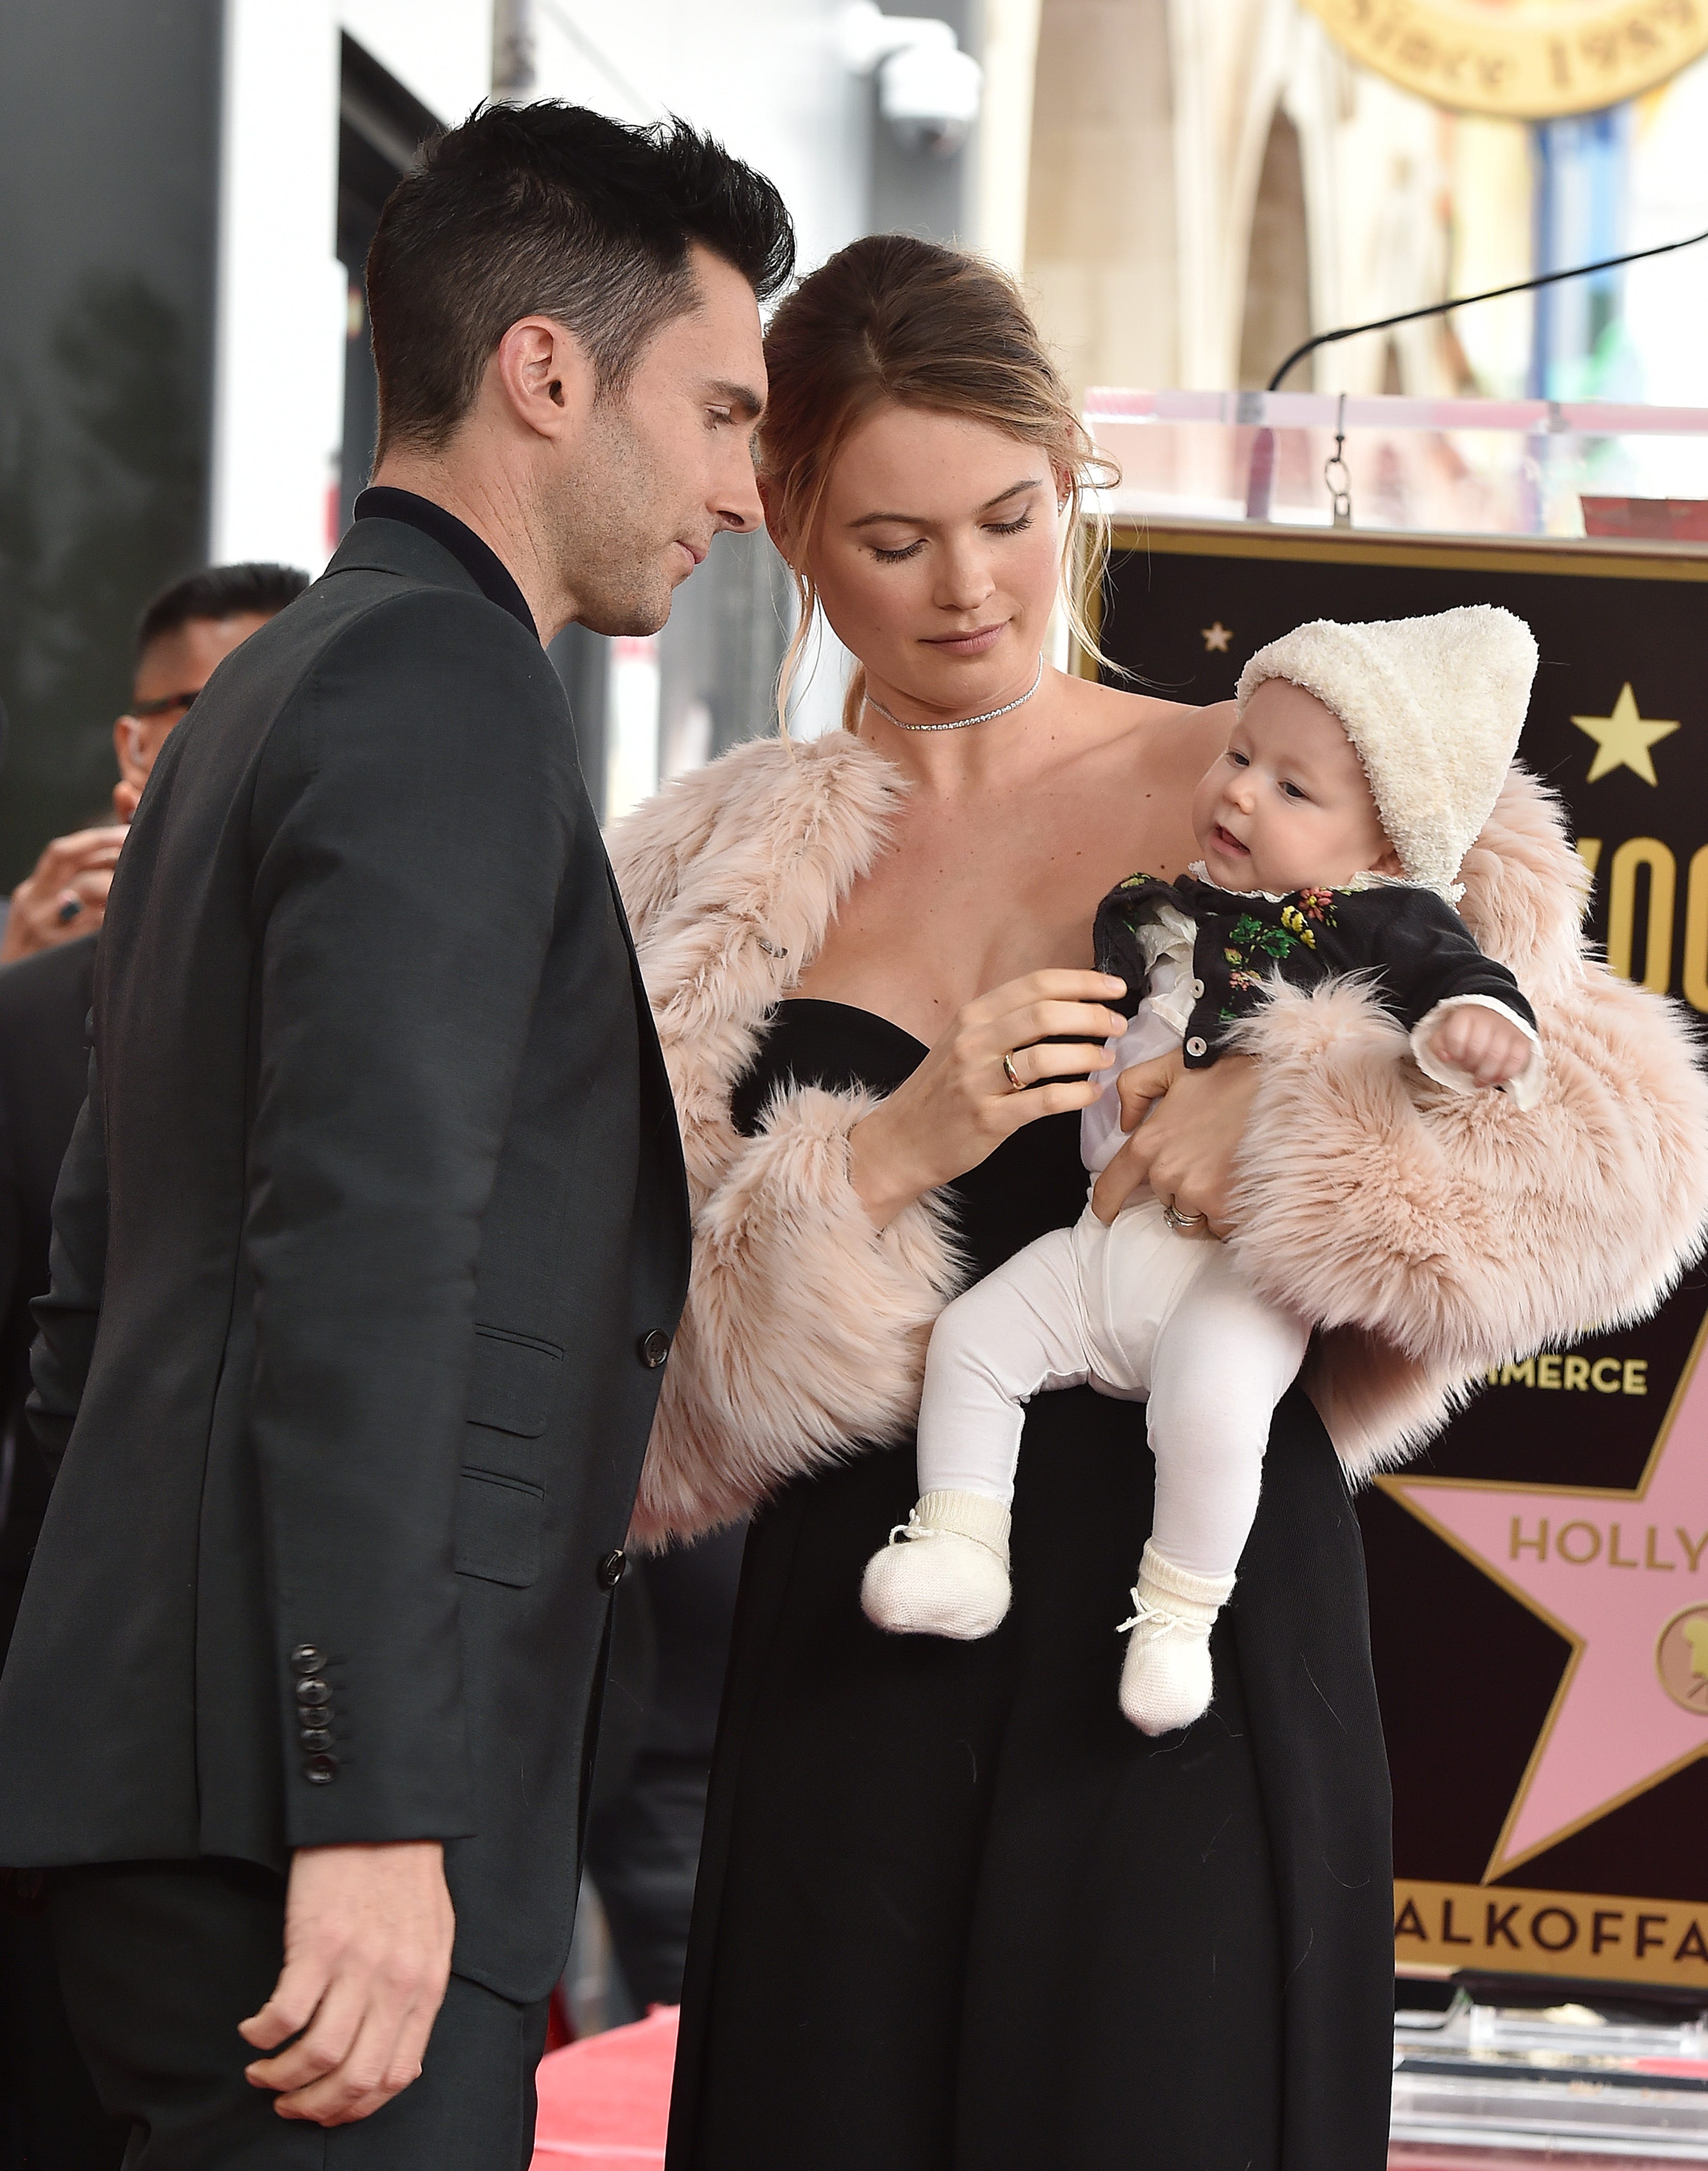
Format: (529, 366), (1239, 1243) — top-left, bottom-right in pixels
(0, 826), (128, 963)
(239, 1840), (454, 2126)
(1089, 1051), (1260, 1235)
(1425, 1004), (1532, 1089)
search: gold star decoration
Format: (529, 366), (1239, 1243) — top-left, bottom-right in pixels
(1572, 683), (1680, 786)
(1202, 621), (1232, 653)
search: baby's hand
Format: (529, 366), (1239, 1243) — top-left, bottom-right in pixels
(1426, 1006), (1532, 1089)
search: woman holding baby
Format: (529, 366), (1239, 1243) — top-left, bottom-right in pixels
(613, 236), (1707, 2170)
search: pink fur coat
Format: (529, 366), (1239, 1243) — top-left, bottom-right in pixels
(610, 730), (1708, 1548)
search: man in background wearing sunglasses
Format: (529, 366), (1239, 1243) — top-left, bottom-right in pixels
(0, 563), (310, 966)
(0, 560), (305, 2169)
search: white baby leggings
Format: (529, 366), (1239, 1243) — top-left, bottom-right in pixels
(915, 1196), (1312, 1581)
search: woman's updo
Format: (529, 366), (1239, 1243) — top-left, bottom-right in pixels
(759, 233), (1117, 729)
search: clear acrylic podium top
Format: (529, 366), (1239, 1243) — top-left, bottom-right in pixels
(1084, 388), (1708, 542)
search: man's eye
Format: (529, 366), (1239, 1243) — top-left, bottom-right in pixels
(872, 540), (926, 563)
(707, 407), (734, 427)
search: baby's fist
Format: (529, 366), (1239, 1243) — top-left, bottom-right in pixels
(1427, 1005), (1532, 1089)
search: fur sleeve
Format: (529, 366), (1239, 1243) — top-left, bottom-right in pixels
(1224, 772), (1708, 1477)
(609, 731), (957, 1547)
(629, 1083), (966, 1549)
(606, 763), (729, 945)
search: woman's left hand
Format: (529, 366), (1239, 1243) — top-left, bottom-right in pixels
(1089, 1051), (1259, 1235)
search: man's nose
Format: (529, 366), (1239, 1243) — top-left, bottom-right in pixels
(715, 449), (764, 534)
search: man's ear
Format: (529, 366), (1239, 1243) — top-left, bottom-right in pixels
(489, 315), (596, 441)
(113, 715), (144, 786)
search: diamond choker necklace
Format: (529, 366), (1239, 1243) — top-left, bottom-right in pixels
(864, 655), (1044, 733)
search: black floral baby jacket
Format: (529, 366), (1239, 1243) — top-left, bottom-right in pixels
(1092, 869), (1535, 1071)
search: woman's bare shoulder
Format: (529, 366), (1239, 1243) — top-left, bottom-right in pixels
(1069, 676), (1235, 780)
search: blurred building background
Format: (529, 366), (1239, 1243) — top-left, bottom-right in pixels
(7, 0), (1708, 880)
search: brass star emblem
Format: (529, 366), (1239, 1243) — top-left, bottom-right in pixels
(1202, 621), (1232, 653)
(1572, 683), (1681, 786)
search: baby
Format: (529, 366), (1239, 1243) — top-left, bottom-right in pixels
(861, 605), (1544, 1734)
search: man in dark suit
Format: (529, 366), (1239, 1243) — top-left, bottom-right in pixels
(0, 566), (305, 2171)
(0, 564), (308, 968)
(2, 563), (310, 1640)
(0, 103), (792, 2166)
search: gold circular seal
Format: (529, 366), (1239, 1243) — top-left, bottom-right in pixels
(1655, 1602), (1708, 1716)
(1301, 0), (1708, 119)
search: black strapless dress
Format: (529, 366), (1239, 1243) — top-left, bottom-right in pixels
(666, 1002), (1393, 2171)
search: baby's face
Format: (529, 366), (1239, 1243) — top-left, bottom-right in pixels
(1191, 678), (1398, 894)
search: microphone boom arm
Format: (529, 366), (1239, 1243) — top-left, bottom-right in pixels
(1266, 226), (1708, 394)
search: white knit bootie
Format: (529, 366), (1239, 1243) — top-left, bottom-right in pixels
(1117, 1543), (1236, 1735)
(860, 1489), (1012, 1640)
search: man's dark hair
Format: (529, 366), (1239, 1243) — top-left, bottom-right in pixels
(136, 563), (311, 654)
(365, 102), (795, 457)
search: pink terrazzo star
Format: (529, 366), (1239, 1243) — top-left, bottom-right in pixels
(1383, 1340), (1708, 1878)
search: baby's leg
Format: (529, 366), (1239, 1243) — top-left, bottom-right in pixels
(862, 1225), (1094, 1641)
(916, 1223), (1094, 1505)
(1145, 1249), (1311, 1581)
(1117, 1251), (1310, 1734)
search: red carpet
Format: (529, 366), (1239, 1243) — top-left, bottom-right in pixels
(530, 2006), (676, 2168)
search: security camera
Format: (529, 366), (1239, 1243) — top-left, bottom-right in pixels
(837, 2), (983, 158)
(879, 42), (982, 156)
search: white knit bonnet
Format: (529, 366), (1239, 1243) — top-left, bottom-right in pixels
(1233, 604), (1538, 898)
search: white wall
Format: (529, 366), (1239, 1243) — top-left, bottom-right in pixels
(527, 0), (871, 277)
(209, 0), (345, 572)
(340, 0), (495, 129)
(209, 0), (495, 574)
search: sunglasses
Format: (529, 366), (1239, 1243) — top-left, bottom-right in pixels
(130, 689), (200, 720)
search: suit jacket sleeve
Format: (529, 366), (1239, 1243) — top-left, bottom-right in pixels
(245, 591), (576, 1848)
(25, 1056), (107, 1479)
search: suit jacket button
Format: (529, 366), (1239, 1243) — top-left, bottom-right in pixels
(639, 1329), (671, 1370)
(597, 1550), (627, 1592)
(289, 1645), (326, 1674)
(304, 1754), (338, 1784)
(299, 1727), (333, 1752)
(295, 1678), (331, 1707)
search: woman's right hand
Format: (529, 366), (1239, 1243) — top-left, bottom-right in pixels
(847, 970), (1129, 1229)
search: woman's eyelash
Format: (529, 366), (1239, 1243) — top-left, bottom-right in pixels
(870, 511), (1036, 564)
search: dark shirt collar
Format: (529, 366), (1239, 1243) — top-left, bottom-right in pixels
(352, 486), (537, 642)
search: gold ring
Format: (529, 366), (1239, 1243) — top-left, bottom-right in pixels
(1163, 1200), (1207, 1232)
(1002, 1049), (1024, 1092)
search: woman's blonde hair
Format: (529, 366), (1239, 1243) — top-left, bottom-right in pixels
(758, 233), (1119, 733)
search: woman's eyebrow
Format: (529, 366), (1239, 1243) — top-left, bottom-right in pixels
(848, 478), (1045, 530)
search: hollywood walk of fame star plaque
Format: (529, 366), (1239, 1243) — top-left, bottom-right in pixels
(1086, 520), (1708, 1992)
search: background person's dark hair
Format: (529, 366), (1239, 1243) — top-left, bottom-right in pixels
(365, 102), (795, 460)
(136, 563), (311, 655)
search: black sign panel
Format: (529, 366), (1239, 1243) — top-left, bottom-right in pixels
(1094, 522), (1708, 1991)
